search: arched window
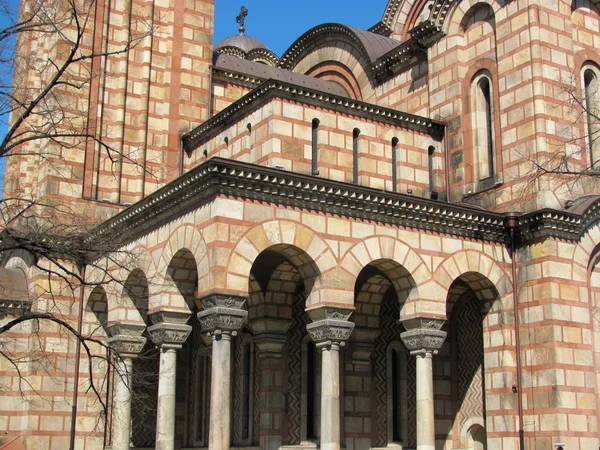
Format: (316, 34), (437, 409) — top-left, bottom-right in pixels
(392, 138), (399, 193)
(428, 145), (435, 194)
(312, 119), (320, 175)
(472, 74), (495, 180)
(353, 128), (360, 184)
(584, 67), (600, 168)
(387, 342), (408, 444)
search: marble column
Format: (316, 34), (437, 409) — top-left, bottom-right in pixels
(306, 307), (355, 450)
(148, 311), (193, 450)
(107, 323), (147, 450)
(197, 294), (248, 450)
(400, 318), (447, 450)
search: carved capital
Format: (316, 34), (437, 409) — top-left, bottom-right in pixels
(306, 319), (355, 347)
(402, 317), (445, 331)
(307, 306), (353, 322)
(198, 306), (248, 336)
(106, 322), (146, 358)
(147, 322), (192, 350)
(108, 334), (147, 359)
(199, 293), (247, 309)
(400, 328), (447, 355)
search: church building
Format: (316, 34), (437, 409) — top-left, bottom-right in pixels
(3, 1), (600, 450)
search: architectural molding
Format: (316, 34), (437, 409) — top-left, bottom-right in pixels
(90, 158), (600, 252)
(91, 158), (507, 247)
(106, 322), (147, 358)
(400, 328), (447, 355)
(306, 319), (355, 346)
(197, 307), (248, 336)
(0, 299), (31, 318)
(182, 79), (445, 152)
(107, 334), (147, 359)
(198, 293), (248, 336)
(147, 323), (192, 349)
(147, 312), (192, 349)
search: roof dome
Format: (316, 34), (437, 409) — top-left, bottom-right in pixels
(215, 34), (269, 54)
(214, 6), (279, 66)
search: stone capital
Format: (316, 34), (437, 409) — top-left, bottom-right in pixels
(198, 307), (248, 336)
(306, 305), (354, 322)
(147, 321), (192, 350)
(400, 327), (447, 355)
(306, 319), (355, 348)
(106, 322), (147, 359)
(199, 293), (247, 309)
(108, 334), (147, 359)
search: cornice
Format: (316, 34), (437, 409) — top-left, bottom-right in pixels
(381, 0), (402, 30)
(212, 66), (263, 90)
(91, 158), (508, 247)
(89, 159), (600, 254)
(368, 21), (393, 37)
(518, 209), (582, 242)
(372, 39), (426, 81)
(182, 79), (445, 153)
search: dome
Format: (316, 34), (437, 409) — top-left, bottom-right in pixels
(215, 34), (269, 54)
(214, 6), (279, 66)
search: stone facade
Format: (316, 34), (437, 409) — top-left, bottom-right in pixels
(4, 1), (600, 450)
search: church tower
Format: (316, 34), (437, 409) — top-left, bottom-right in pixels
(4, 0), (215, 218)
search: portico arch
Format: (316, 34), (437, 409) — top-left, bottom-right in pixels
(226, 220), (337, 307)
(443, 270), (502, 450)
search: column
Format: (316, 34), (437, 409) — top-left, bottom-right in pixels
(147, 311), (193, 450)
(197, 294), (248, 450)
(106, 323), (147, 450)
(400, 318), (447, 450)
(306, 307), (355, 450)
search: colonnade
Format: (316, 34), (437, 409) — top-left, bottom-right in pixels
(106, 296), (447, 450)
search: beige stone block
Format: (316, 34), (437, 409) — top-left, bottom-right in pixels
(351, 222), (375, 239)
(301, 213), (326, 233)
(328, 217), (350, 237)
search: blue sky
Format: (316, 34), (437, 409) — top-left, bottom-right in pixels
(214, 1), (384, 56)
(0, 1), (386, 157)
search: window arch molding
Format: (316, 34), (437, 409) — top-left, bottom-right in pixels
(581, 62), (600, 169)
(471, 71), (496, 182)
(461, 60), (502, 191)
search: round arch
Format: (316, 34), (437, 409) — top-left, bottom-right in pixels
(225, 220), (337, 306)
(433, 249), (511, 303)
(340, 236), (431, 311)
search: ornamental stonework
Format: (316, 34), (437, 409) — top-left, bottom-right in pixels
(107, 335), (147, 359)
(400, 328), (447, 354)
(148, 322), (192, 349)
(306, 319), (355, 345)
(198, 306), (248, 335)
